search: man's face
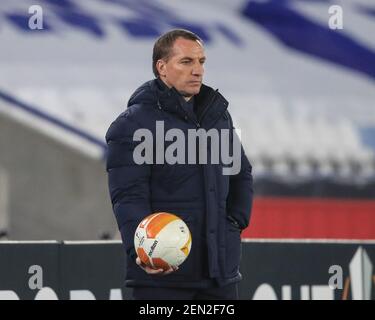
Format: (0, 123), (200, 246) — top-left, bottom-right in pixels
(157, 37), (205, 99)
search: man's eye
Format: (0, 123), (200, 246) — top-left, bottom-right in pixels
(181, 60), (191, 64)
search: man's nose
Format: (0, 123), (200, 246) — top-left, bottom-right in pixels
(192, 62), (204, 76)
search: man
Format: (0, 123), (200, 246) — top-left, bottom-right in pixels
(106, 29), (253, 300)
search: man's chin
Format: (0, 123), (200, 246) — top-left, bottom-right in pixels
(179, 88), (200, 97)
(188, 86), (202, 96)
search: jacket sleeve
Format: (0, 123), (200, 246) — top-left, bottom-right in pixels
(226, 114), (254, 230)
(105, 111), (151, 261)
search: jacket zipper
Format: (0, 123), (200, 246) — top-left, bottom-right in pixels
(197, 89), (219, 125)
(176, 97), (201, 128)
(176, 89), (219, 129)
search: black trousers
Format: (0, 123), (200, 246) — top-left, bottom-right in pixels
(132, 283), (238, 300)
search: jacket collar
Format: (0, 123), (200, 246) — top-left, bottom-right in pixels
(127, 79), (228, 127)
(151, 78), (229, 128)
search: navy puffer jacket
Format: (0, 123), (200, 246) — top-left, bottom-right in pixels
(106, 79), (253, 288)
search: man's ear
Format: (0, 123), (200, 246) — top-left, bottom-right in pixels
(156, 59), (166, 77)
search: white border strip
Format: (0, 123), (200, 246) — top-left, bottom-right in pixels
(0, 240), (122, 245)
(1, 239), (375, 245)
(0, 241), (59, 244)
(241, 238), (375, 244)
(63, 240), (122, 245)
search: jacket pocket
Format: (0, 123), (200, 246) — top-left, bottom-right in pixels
(224, 216), (242, 277)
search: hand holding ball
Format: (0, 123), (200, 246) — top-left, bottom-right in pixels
(134, 212), (192, 272)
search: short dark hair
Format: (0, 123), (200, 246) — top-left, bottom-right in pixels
(152, 29), (203, 77)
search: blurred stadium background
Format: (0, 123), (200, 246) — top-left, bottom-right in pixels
(0, 0), (375, 299)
